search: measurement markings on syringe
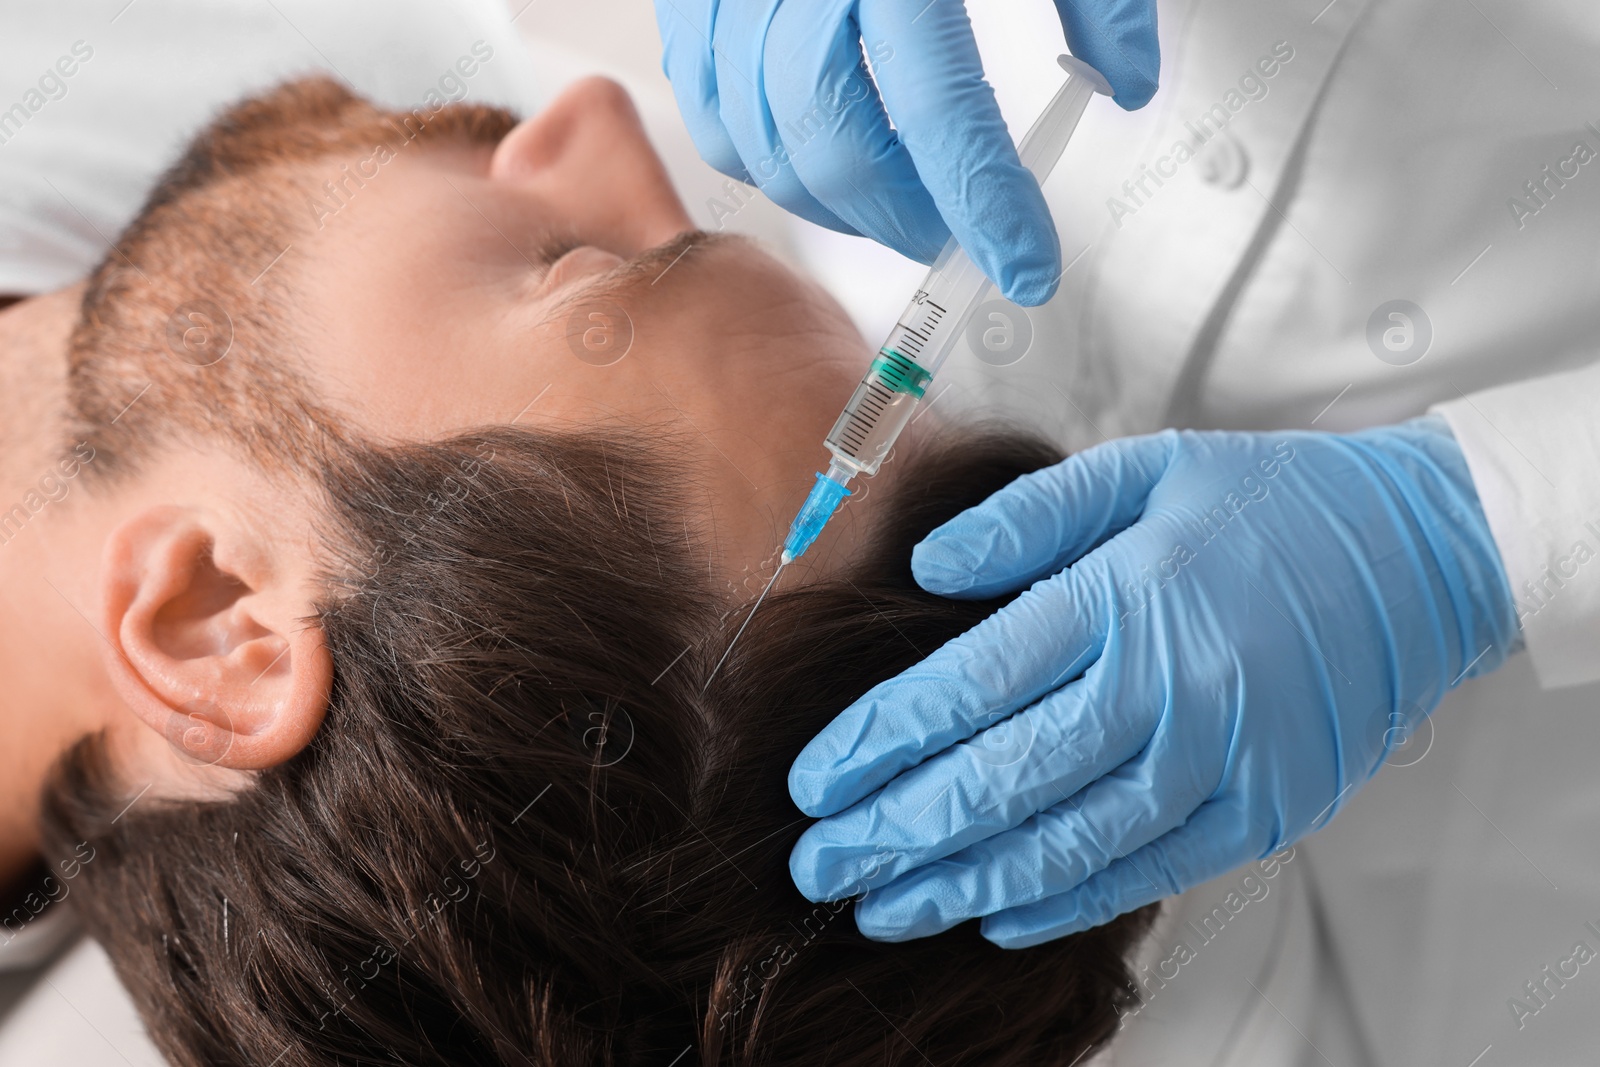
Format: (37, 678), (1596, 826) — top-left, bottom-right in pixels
(831, 348), (932, 457)
(838, 381), (893, 453)
(888, 293), (947, 358)
(894, 326), (929, 357)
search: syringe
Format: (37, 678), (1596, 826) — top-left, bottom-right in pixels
(779, 54), (1113, 565)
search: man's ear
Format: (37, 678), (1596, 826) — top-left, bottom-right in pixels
(97, 505), (332, 771)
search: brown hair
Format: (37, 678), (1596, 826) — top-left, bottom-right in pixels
(42, 425), (1154, 1066)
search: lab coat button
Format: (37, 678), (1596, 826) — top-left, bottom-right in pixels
(1199, 132), (1249, 189)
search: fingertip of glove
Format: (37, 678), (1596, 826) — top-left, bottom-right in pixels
(915, 537), (1011, 598)
(1060, 12), (1160, 112)
(982, 224), (1060, 309)
(788, 827), (870, 903)
(855, 914), (917, 943)
(913, 527), (1026, 599)
(786, 845), (833, 903)
(1099, 36), (1160, 110)
(910, 538), (981, 595)
(1111, 73), (1159, 111)
(1001, 267), (1062, 309)
(979, 922), (1032, 949)
(981, 914), (1079, 949)
(853, 899), (920, 942)
(787, 761), (834, 819)
(854, 879), (967, 942)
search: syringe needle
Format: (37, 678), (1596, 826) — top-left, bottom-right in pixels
(704, 561), (786, 692)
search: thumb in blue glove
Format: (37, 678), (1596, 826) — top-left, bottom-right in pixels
(787, 416), (1519, 947)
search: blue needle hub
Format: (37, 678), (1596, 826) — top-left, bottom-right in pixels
(782, 465), (854, 563)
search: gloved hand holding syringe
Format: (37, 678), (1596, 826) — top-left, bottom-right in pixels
(705, 55), (1110, 683)
(780, 55), (1112, 567)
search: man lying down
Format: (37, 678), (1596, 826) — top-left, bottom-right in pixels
(1, 76), (1156, 1065)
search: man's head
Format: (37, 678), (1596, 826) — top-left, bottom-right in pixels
(39, 78), (1155, 1065)
(62, 75), (892, 800)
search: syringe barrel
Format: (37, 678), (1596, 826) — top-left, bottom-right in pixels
(823, 347), (930, 476)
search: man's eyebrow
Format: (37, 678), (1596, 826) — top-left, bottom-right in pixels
(526, 234), (583, 273)
(536, 232), (732, 330)
(541, 272), (625, 332)
(537, 248), (652, 327)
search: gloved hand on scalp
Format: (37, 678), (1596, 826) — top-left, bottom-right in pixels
(653, 0), (1160, 306)
(787, 415), (1520, 947)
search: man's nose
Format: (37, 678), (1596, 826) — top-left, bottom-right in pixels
(488, 77), (691, 253)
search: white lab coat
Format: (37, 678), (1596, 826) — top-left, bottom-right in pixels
(931, 0), (1600, 1062)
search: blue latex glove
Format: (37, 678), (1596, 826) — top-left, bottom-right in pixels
(788, 416), (1520, 947)
(653, 0), (1159, 306)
